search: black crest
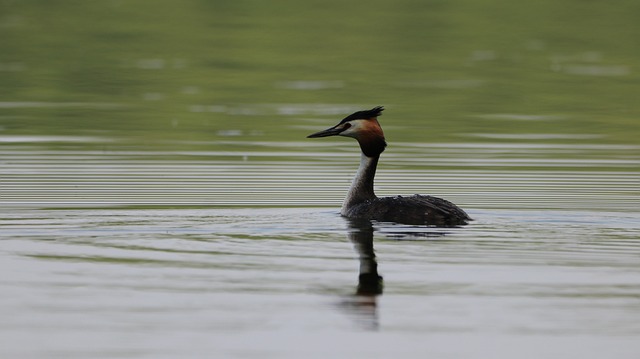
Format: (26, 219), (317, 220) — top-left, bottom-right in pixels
(339, 106), (384, 124)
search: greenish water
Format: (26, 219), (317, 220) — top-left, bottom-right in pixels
(1, 1), (639, 358)
(2, 0), (639, 145)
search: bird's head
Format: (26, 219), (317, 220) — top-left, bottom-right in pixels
(307, 106), (387, 157)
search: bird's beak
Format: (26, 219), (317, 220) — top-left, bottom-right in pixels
(307, 125), (343, 138)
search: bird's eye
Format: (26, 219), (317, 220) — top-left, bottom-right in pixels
(342, 123), (352, 129)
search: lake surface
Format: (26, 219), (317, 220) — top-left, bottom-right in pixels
(1, 1), (639, 358)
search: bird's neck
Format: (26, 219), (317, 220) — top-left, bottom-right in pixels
(341, 153), (379, 214)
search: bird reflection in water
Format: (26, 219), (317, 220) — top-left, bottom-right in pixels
(339, 218), (452, 330)
(339, 218), (383, 330)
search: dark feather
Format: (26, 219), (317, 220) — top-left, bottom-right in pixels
(343, 194), (470, 226)
(339, 106), (384, 124)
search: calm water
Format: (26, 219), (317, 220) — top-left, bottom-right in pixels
(2, 1), (640, 358)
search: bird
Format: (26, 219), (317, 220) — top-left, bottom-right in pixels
(307, 106), (470, 226)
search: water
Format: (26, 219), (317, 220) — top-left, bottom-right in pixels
(2, 140), (639, 358)
(2, 1), (640, 358)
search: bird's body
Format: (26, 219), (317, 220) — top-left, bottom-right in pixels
(344, 194), (470, 226)
(308, 106), (470, 226)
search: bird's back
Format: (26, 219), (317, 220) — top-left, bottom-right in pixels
(343, 194), (470, 226)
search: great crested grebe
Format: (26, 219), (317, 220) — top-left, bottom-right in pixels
(307, 106), (470, 226)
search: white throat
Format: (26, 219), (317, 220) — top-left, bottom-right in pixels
(341, 153), (379, 215)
